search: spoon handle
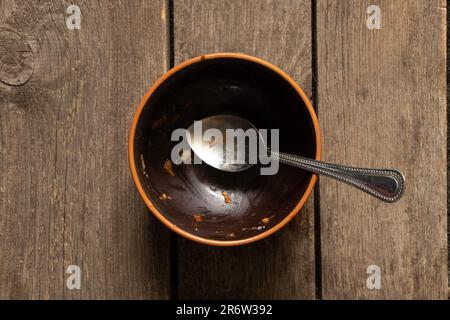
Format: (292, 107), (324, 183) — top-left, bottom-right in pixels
(272, 152), (405, 203)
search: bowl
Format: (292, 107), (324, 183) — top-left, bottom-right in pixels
(129, 53), (321, 246)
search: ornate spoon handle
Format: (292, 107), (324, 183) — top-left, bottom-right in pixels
(271, 151), (405, 203)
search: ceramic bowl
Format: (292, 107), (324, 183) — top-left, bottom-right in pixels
(129, 53), (321, 246)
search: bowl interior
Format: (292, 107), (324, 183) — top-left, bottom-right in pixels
(133, 57), (317, 242)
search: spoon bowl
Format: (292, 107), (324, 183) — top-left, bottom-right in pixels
(186, 115), (260, 172)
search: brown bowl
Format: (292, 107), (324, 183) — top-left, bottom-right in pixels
(129, 53), (321, 246)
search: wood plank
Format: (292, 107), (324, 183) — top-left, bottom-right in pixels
(174, 0), (315, 299)
(448, 0), (450, 288)
(317, 0), (447, 299)
(0, 0), (171, 299)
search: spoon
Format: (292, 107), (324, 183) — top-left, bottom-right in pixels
(186, 115), (405, 203)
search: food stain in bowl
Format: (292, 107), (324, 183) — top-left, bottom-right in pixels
(193, 214), (203, 222)
(240, 215), (275, 233)
(193, 214), (204, 232)
(242, 225), (266, 232)
(261, 215), (275, 224)
(140, 154), (149, 178)
(152, 114), (167, 129)
(163, 159), (175, 177)
(222, 191), (232, 204)
(159, 193), (171, 201)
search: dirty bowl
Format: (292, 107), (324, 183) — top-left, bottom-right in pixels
(129, 53), (321, 246)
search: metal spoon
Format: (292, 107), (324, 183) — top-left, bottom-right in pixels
(186, 115), (405, 203)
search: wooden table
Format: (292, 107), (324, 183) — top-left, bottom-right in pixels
(0, 0), (447, 299)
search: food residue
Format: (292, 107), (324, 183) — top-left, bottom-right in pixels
(222, 191), (231, 204)
(140, 154), (146, 170)
(261, 215), (275, 224)
(227, 233), (236, 238)
(159, 193), (171, 201)
(242, 226), (266, 231)
(140, 154), (149, 178)
(152, 114), (167, 129)
(163, 159), (175, 177)
(194, 214), (203, 222)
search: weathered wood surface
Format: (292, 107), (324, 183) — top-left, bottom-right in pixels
(174, 0), (316, 299)
(317, 0), (447, 299)
(0, 0), (171, 299)
(447, 1), (450, 289)
(0, 0), (447, 300)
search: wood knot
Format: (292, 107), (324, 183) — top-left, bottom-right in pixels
(0, 30), (34, 86)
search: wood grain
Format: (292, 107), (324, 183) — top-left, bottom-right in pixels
(0, 0), (171, 299)
(174, 0), (316, 299)
(317, 0), (447, 299)
(447, 0), (450, 288)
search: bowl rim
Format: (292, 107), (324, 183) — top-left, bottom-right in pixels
(128, 52), (322, 246)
